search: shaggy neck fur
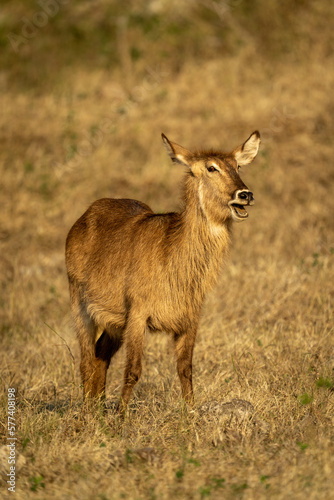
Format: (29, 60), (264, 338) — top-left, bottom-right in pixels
(163, 174), (232, 303)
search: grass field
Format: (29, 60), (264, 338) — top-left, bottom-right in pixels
(1, 1), (334, 498)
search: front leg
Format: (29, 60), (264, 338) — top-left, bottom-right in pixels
(119, 311), (146, 410)
(173, 325), (197, 406)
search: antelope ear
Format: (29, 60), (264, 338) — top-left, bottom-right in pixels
(233, 131), (261, 167)
(161, 133), (192, 167)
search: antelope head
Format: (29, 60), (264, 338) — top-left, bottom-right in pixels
(162, 131), (260, 224)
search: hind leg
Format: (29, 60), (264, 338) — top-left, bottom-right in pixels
(78, 322), (123, 399)
(93, 326), (123, 397)
(69, 282), (122, 399)
(79, 328), (123, 399)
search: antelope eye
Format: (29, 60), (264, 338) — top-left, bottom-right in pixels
(207, 165), (217, 173)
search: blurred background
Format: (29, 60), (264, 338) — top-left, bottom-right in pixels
(1, 1), (334, 497)
(1, 0), (333, 330)
(1, 0), (334, 383)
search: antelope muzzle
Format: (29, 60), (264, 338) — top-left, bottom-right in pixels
(228, 189), (254, 222)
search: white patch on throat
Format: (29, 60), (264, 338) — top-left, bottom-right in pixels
(210, 223), (225, 237)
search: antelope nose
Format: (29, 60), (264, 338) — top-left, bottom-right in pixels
(238, 191), (254, 204)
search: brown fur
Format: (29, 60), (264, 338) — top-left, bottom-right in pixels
(65, 132), (260, 409)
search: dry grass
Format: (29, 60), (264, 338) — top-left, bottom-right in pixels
(1, 1), (334, 498)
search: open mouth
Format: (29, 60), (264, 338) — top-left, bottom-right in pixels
(228, 202), (249, 221)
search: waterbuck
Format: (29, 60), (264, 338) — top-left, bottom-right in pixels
(65, 131), (260, 410)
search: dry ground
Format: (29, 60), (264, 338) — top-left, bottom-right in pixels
(1, 1), (334, 499)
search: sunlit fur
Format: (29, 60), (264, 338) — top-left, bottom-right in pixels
(65, 132), (260, 409)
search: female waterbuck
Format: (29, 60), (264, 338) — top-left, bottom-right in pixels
(65, 131), (260, 409)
